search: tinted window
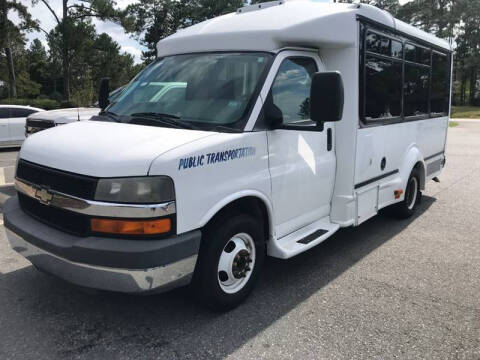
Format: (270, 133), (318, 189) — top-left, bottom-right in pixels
(0, 108), (10, 119)
(431, 53), (450, 114)
(365, 56), (402, 120)
(404, 64), (430, 116)
(405, 44), (415, 62)
(11, 108), (37, 118)
(271, 57), (317, 126)
(366, 32), (403, 59)
(405, 44), (430, 65)
(391, 40), (403, 59)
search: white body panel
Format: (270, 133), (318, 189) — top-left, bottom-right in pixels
(16, 1), (451, 260)
(20, 121), (214, 177)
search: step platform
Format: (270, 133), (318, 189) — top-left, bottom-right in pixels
(268, 217), (340, 259)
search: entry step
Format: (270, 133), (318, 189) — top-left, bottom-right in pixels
(269, 217), (339, 259)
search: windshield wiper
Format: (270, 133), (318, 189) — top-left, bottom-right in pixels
(130, 112), (198, 130)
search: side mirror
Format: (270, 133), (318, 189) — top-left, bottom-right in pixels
(310, 72), (344, 125)
(98, 78), (110, 111)
(264, 93), (283, 129)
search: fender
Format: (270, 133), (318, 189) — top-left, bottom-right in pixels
(399, 144), (426, 191)
(198, 190), (275, 238)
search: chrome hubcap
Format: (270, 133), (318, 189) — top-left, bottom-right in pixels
(218, 233), (256, 294)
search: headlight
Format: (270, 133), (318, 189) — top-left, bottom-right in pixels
(94, 176), (175, 204)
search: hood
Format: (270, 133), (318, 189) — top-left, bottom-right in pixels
(20, 121), (215, 177)
(28, 107), (100, 123)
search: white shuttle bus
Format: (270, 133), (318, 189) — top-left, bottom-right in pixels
(5, 1), (452, 310)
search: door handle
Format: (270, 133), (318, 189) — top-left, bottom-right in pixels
(327, 128), (332, 151)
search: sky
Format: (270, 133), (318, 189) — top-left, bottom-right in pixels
(16, 0), (146, 63)
(14, 0), (412, 64)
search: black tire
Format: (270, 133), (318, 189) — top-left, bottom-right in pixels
(192, 213), (265, 311)
(393, 168), (422, 219)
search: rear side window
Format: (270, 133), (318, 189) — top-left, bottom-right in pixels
(0, 108), (10, 119)
(431, 52), (450, 115)
(11, 108), (38, 118)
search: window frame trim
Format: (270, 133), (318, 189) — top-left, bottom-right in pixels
(249, 49), (326, 132)
(269, 56), (319, 131)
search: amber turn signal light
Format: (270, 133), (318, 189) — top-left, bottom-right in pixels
(91, 218), (171, 235)
(394, 189), (404, 199)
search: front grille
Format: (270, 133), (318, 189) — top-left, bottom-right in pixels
(25, 119), (56, 136)
(18, 192), (90, 236)
(16, 160), (98, 200)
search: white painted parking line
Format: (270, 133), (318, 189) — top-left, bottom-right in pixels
(0, 166), (15, 186)
(0, 167), (5, 186)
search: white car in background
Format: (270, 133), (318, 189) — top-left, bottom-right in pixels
(0, 105), (43, 147)
(25, 107), (101, 136)
(25, 87), (126, 136)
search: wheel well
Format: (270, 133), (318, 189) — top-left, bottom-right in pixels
(206, 197), (270, 242)
(413, 161), (426, 190)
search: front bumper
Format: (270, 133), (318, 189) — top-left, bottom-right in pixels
(4, 196), (201, 294)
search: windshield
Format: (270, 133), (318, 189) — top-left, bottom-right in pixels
(106, 52), (272, 131)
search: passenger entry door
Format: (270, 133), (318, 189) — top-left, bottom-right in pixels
(265, 53), (336, 238)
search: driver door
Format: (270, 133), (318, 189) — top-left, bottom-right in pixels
(265, 52), (336, 238)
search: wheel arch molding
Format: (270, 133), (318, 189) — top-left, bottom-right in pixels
(199, 191), (274, 242)
(400, 146), (427, 191)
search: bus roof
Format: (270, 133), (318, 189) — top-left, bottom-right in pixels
(157, 0), (451, 57)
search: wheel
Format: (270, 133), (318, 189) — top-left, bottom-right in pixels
(192, 213), (265, 311)
(393, 168), (422, 219)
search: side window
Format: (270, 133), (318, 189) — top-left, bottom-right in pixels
(365, 56), (402, 120)
(11, 108), (36, 118)
(363, 31), (403, 121)
(0, 108), (11, 119)
(404, 64), (430, 116)
(361, 24), (451, 124)
(405, 43), (431, 65)
(271, 57), (317, 127)
(431, 52), (450, 115)
(366, 32), (402, 59)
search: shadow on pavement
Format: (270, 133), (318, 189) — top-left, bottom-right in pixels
(0, 196), (436, 359)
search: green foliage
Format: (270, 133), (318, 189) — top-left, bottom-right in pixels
(123, 0), (242, 62)
(451, 106), (480, 119)
(59, 100), (78, 108)
(16, 71), (41, 98)
(0, 97), (60, 110)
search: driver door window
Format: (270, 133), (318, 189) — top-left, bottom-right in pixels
(271, 57), (318, 128)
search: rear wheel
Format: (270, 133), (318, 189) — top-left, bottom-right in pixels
(192, 213), (265, 311)
(393, 169), (422, 219)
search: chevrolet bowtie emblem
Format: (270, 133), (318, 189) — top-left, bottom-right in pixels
(35, 187), (54, 205)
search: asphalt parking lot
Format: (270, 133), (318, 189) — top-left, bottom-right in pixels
(0, 122), (479, 360)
